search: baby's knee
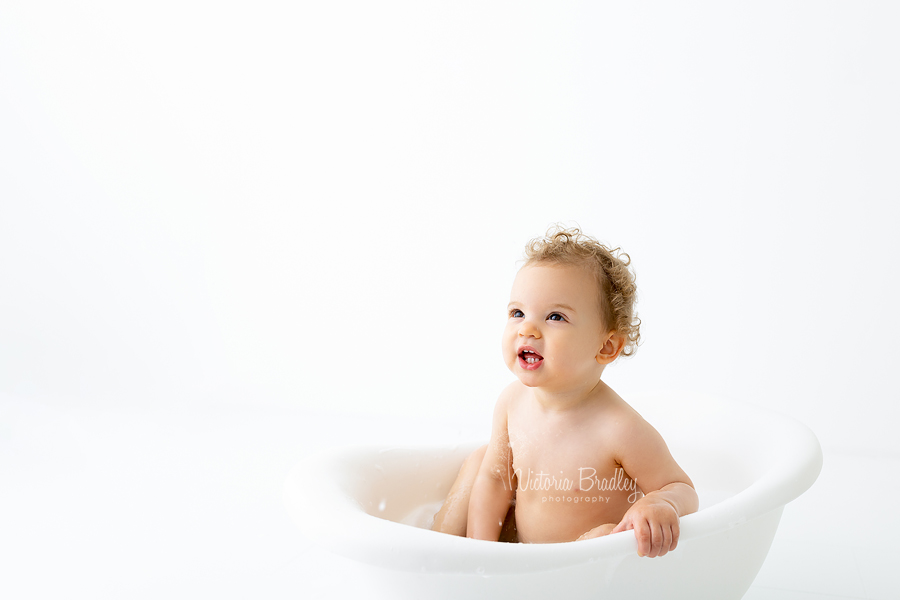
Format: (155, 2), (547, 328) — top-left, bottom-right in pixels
(462, 445), (488, 472)
(457, 445), (488, 482)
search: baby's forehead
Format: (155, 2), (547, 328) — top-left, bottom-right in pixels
(511, 261), (604, 305)
(516, 259), (598, 284)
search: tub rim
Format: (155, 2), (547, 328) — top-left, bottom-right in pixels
(284, 395), (823, 574)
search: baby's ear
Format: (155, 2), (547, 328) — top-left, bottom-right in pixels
(596, 332), (626, 365)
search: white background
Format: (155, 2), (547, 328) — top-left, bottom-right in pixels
(2, 2), (898, 598)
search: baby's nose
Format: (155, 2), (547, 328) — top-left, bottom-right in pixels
(518, 319), (541, 338)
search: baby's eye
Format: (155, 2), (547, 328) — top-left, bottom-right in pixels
(547, 313), (566, 322)
(510, 309), (524, 318)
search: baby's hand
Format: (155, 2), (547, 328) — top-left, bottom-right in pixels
(575, 522), (616, 541)
(611, 493), (680, 558)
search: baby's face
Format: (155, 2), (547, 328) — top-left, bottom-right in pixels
(502, 262), (609, 391)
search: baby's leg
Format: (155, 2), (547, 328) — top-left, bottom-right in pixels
(431, 445), (487, 536)
(576, 522), (617, 541)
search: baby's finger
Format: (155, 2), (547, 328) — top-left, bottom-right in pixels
(657, 523), (673, 557)
(611, 517), (632, 534)
(634, 519), (652, 557)
(649, 521), (664, 558)
(669, 520), (680, 552)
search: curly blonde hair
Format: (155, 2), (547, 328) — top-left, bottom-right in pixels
(523, 225), (641, 358)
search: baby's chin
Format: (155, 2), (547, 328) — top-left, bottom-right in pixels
(508, 367), (543, 387)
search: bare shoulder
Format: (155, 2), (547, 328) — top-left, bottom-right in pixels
(600, 389), (694, 492)
(487, 381), (526, 433)
(496, 380), (528, 411)
(599, 390), (668, 455)
(484, 382), (524, 463)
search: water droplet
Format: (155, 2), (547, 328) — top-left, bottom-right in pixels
(378, 499), (386, 512)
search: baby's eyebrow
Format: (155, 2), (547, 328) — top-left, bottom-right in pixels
(549, 303), (577, 313)
(506, 302), (577, 313)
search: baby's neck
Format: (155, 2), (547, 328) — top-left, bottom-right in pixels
(531, 378), (609, 413)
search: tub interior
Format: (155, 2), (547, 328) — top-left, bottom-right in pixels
(341, 397), (774, 530)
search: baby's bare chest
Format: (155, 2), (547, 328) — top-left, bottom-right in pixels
(507, 418), (623, 493)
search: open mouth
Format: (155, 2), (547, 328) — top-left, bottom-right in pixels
(518, 347), (544, 370)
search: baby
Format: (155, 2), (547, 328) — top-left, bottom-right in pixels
(432, 226), (698, 557)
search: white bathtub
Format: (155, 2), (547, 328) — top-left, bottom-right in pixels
(285, 394), (822, 599)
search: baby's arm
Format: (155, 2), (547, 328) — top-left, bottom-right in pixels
(609, 415), (698, 557)
(466, 392), (515, 541)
